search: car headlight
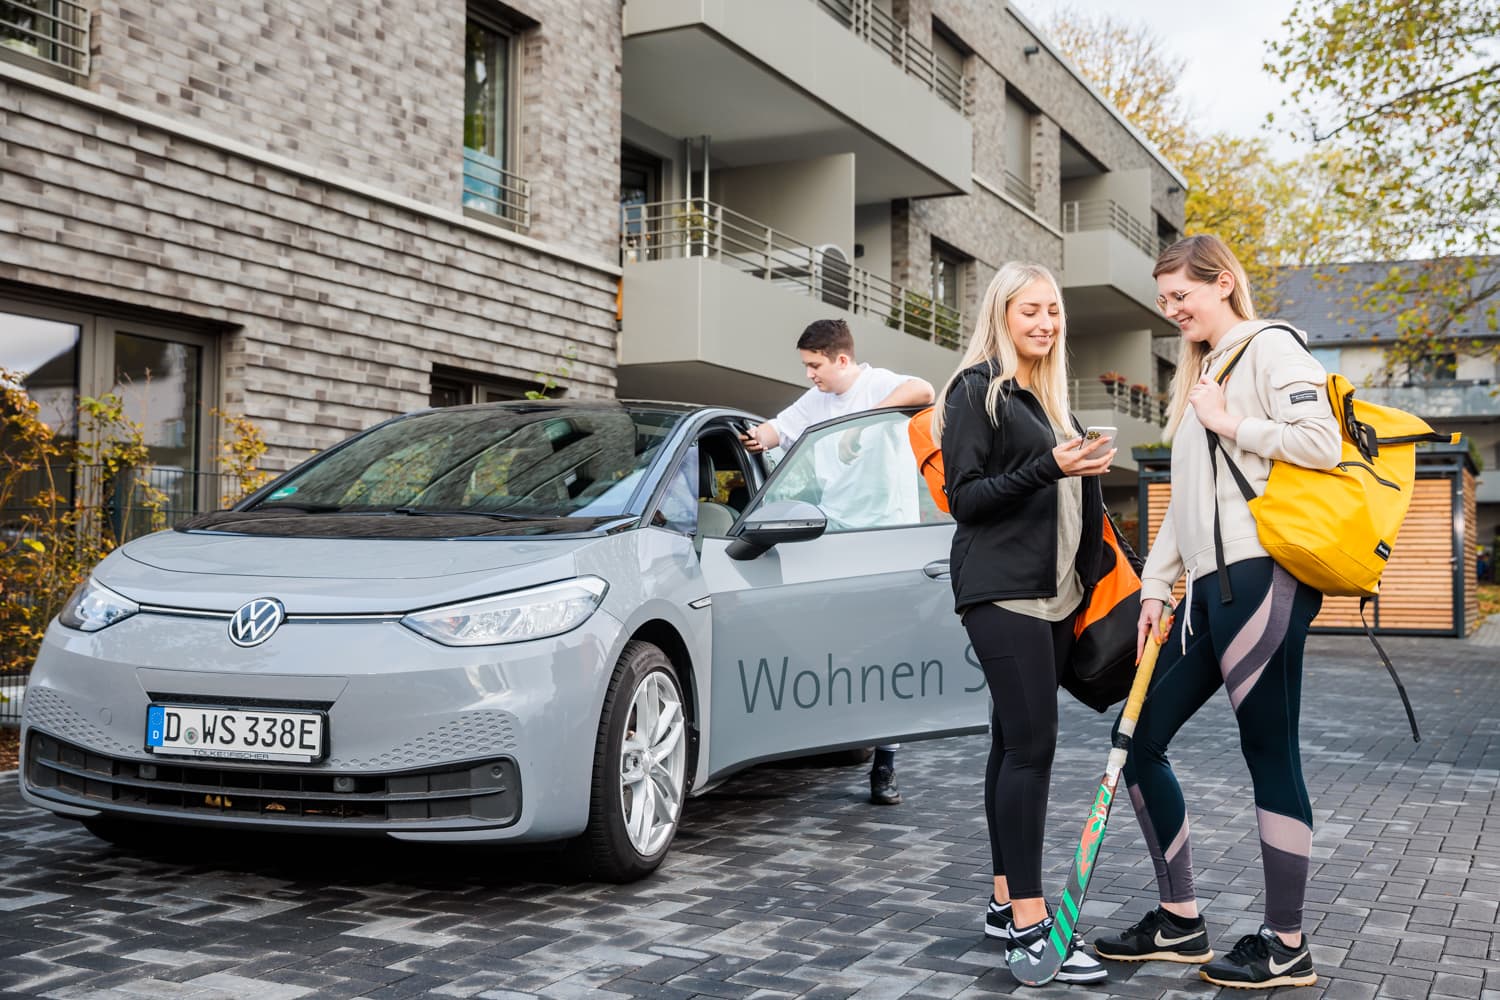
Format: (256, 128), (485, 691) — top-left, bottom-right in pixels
(400, 577), (609, 647)
(59, 578), (139, 632)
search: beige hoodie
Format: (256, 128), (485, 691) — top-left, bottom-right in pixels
(1140, 320), (1341, 605)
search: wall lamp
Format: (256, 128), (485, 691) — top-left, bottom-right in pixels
(1023, 45), (1040, 56)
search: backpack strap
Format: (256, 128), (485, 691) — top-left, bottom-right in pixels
(1202, 333), (1266, 604)
(1362, 597), (1421, 743)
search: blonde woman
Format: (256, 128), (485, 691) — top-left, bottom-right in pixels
(1092, 235), (1338, 990)
(935, 262), (1114, 984)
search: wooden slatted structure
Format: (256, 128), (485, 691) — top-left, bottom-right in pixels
(1134, 443), (1479, 637)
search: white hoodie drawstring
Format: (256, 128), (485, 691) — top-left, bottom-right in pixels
(1181, 568), (1195, 654)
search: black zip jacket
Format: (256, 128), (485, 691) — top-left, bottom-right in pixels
(941, 363), (1107, 613)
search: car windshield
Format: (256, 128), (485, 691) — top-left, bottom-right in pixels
(246, 405), (686, 520)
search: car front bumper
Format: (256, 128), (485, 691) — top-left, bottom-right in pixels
(19, 609), (622, 843)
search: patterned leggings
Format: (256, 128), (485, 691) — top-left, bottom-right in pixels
(1118, 557), (1322, 933)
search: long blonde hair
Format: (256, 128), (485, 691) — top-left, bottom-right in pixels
(931, 262), (1072, 439)
(1155, 234), (1257, 439)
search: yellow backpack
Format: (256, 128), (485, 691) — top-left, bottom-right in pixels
(1207, 324), (1456, 741)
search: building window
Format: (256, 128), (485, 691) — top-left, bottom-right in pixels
(0, 0), (89, 80)
(0, 299), (217, 536)
(931, 20), (968, 113)
(1412, 352), (1458, 383)
(930, 242), (968, 349)
(462, 8), (529, 230)
(429, 366), (558, 408)
(1002, 91), (1035, 210)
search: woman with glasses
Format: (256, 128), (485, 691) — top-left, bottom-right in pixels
(935, 262), (1114, 985)
(1091, 234), (1339, 990)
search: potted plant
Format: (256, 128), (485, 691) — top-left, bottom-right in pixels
(1098, 371), (1127, 397)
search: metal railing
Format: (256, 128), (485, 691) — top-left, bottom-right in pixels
(621, 198), (965, 349)
(1061, 199), (1159, 259)
(0, 0), (89, 78)
(813, 0), (967, 115)
(2, 464), (257, 545)
(1070, 378), (1166, 426)
(463, 148), (531, 232)
(1002, 168), (1035, 211)
(1, 464), (259, 723)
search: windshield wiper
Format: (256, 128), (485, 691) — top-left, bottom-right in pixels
(389, 507), (559, 521)
(249, 501), (344, 513)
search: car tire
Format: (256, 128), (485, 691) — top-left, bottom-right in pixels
(581, 640), (688, 882)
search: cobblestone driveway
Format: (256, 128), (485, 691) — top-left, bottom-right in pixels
(1, 634), (1497, 999)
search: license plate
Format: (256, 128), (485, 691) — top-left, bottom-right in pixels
(145, 704), (326, 763)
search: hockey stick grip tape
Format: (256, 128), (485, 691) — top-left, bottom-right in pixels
(1119, 616), (1173, 737)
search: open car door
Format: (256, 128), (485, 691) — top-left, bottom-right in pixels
(697, 408), (984, 780)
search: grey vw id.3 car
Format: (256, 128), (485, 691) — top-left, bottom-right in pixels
(21, 401), (982, 879)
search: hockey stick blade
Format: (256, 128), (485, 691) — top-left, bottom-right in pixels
(1006, 619), (1172, 987)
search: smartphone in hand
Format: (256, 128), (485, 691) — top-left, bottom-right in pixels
(1080, 425), (1117, 453)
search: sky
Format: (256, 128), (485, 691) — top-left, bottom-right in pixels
(1017, 0), (1304, 162)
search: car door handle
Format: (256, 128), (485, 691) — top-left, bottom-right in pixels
(922, 559), (951, 580)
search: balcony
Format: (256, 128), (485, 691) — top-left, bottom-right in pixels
(0, 0), (88, 80)
(618, 199), (963, 414)
(1059, 199), (1174, 330)
(811, 0), (967, 114)
(1357, 380), (1500, 420)
(622, 0), (971, 201)
(462, 149), (531, 233)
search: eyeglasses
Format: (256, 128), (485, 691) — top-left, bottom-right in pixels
(1155, 278), (1217, 314)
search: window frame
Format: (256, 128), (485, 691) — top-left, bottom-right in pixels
(744, 408), (950, 535)
(429, 364), (560, 407)
(0, 294), (220, 486)
(463, 6), (521, 173)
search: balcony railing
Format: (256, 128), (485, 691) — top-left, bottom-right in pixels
(462, 148), (531, 233)
(622, 199), (965, 349)
(0, 0), (89, 78)
(1359, 379), (1500, 419)
(1071, 378), (1166, 427)
(1061, 199), (1159, 259)
(813, 0), (967, 115)
(1002, 168), (1036, 211)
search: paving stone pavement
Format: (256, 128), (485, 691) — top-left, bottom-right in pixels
(0, 633), (1497, 1000)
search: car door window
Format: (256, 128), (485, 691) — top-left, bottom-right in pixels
(756, 410), (950, 531)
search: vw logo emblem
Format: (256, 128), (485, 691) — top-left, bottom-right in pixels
(228, 598), (286, 647)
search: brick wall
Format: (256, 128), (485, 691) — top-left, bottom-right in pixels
(1, 72), (619, 470)
(86, 0), (622, 261)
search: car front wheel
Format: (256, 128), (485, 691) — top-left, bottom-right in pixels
(582, 640), (688, 882)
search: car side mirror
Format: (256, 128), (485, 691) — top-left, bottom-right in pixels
(726, 500), (827, 560)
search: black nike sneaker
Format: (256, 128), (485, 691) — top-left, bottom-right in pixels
(984, 896), (1013, 939)
(1093, 906), (1214, 963)
(1200, 927), (1317, 989)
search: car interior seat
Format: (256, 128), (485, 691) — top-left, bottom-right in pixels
(695, 451), (737, 553)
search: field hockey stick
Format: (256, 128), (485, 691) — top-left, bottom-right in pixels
(1006, 615), (1174, 987)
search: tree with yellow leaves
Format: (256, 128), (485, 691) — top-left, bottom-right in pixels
(1267, 0), (1500, 375)
(1045, 7), (1355, 309)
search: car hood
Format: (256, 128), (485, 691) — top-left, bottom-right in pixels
(99, 531), (598, 614)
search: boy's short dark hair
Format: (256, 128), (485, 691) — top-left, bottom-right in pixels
(797, 318), (855, 360)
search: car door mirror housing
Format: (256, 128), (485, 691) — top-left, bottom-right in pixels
(726, 500), (827, 560)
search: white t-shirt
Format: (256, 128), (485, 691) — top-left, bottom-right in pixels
(770, 364), (920, 529)
(770, 364), (910, 447)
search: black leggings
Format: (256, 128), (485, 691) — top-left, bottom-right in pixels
(964, 602), (1075, 900)
(1119, 557), (1321, 933)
